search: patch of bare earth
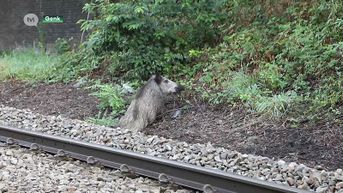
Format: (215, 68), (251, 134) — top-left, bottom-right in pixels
(0, 80), (99, 120)
(0, 81), (342, 170)
(146, 99), (343, 171)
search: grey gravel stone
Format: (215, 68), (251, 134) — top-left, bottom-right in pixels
(316, 186), (328, 193)
(336, 182), (343, 190)
(0, 145), (191, 193)
(0, 105), (342, 193)
(10, 158), (18, 165)
(286, 177), (295, 186)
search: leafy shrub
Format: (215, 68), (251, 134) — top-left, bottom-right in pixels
(86, 81), (141, 127)
(54, 0), (342, 120)
(54, 38), (71, 54)
(190, 0), (343, 118)
(77, 0), (228, 79)
(88, 81), (126, 118)
(48, 48), (102, 83)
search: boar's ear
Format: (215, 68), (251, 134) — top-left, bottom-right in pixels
(154, 73), (162, 84)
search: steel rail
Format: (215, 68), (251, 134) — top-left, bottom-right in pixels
(0, 125), (310, 193)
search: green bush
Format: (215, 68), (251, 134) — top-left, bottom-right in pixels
(54, 38), (71, 54)
(88, 81), (126, 118)
(48, 48), (102, 83)
(190, 0), (343, 118)
(54, 0), (342, 120)
(76, 0), (228, 79)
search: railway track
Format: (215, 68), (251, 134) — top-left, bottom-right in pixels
(0, 125), (311, 193)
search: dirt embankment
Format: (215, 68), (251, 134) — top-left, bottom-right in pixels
(0, 80), (342, 170)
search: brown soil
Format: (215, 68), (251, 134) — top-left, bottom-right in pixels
(0, 81), (342, 170)
(146, 98), (343, 171)
(0, 80), (99, 120)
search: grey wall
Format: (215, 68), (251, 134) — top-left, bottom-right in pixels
(0, 0), (87, 50)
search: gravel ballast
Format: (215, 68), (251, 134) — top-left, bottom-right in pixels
(0, 105), (342, 193)
(0, 144), (191, 193)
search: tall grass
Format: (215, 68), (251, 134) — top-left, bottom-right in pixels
(0, 48), (60, 82)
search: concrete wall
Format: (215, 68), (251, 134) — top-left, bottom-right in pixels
(0, 0), (87, 50)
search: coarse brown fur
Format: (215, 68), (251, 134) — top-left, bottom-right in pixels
(119, 74), (183, 131)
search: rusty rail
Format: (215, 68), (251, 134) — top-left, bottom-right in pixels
(0, 125), (311, 193)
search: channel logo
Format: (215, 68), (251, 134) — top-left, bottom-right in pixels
(23, 13), (39, 27)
